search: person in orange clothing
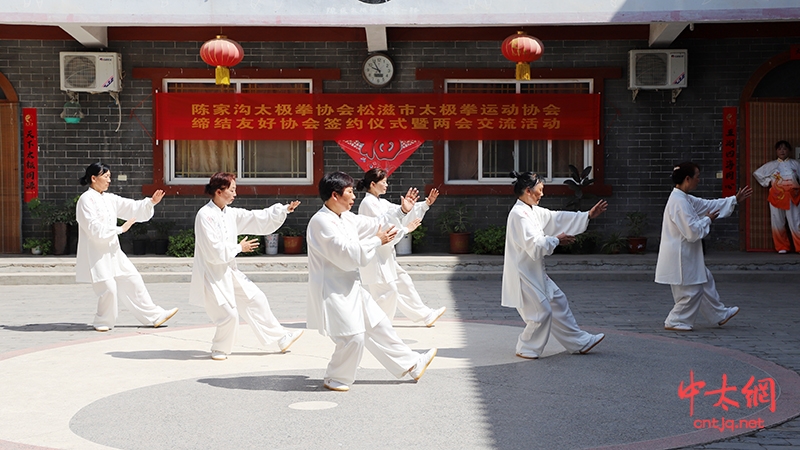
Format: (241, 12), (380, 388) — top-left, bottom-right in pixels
(753, 140), (800, 253)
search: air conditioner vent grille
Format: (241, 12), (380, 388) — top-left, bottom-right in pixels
(63, 55), (97, 89)
(634, 53), (668, 86)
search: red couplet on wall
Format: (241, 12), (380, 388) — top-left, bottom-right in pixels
(22, 108), (39, 202)
(721, 106), (737, 197)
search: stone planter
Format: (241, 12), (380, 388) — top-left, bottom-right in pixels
(449, 232), (471, 254)
(283, 236), (304, 254)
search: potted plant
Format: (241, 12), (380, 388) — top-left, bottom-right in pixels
(167, 229), (195, 257)
(563, 165), (595, 211)
(600, 232), (626, 254)
(23, 237), (52, 255)
(438, 204), (472, 254)
(410, 224), (427, 253)
(568, 230), (600, 254)
(472, 225), (505, 255)
(280, 226), (305, 254)
(27, 197), (78, 256)
(131, 222), (149, 255)
(625, 212), (648, 254)
(151, 220), (175, 255)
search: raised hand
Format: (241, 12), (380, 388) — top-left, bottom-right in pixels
(151, 190), (166, 205)
(406, 218), (422, 233)
(425, 188), (439, 206)
(556, 233), (576, 246)
(120, 217), (137, 233)
(377, 225), (399, 245)
(239, 236), (260, 253)
(706, 210), (721, 222)
(400, 187), (419, 213)
(736, 186), (753, 203)
(286, 200), (301, 213)
(588, 199), (608, 219)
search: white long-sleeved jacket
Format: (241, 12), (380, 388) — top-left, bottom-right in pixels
(306, 206), (405, 337)
(654, 188), (736, 285)
(357, 193), (428, 285)
(190, 201), (288, 307)
(501, 199), (589, 308)
(75, 188), (155, 283)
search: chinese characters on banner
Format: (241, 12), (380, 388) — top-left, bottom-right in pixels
(155, 93), (601, 142)
(721, 107), (737, 197)
(678, 370), (776, 417)
(22, 108), (39, 202)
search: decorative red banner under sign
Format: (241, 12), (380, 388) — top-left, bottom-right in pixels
(721, 107), (737, 197)
(337, 139), (424, 177)
(155, 93), (601, 142)
(22, 108), (39, 202)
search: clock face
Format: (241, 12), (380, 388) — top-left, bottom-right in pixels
(362, 54), (394, 87)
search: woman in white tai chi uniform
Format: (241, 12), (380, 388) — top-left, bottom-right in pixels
(752, 140), (800, 253)
(656, 162), (752, 331)
(76, 162), (178, 332)
(501, 171), (607, 359)
(191, 172), (304, 361)
(307, 171), (435, 392)
(356, 168), (446, 327)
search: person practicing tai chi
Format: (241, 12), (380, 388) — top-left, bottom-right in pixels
(752, 140), (800, 253)
(656, 162), (752, 331)
(501, 171), (607, 359)
(76, 162), (179, 332)
(307, 171), (436, 392)
(191, 172), (304, 361)
(356, 168), (446, 327)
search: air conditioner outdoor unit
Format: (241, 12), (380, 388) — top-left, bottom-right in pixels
(629, 49), (687, 90)
(59, 52), (122, 93)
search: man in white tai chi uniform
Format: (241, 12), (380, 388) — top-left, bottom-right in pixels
(306, 171), (436, 392)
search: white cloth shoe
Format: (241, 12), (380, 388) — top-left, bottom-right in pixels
(579, 333), (605, 354)
(94, 325), (110, 332)
(409, 348), (438, 381)
(718, 306), (739, 326)
(665, 323), (693, 331)
(278, 329), (304, 353)
(323, 378), (350, 392)
(153, 307), (178, 328)
(211, 351), (227, 361)
(424, 307), (447, 327)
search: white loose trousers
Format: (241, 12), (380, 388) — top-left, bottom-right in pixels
(515, 277), (592, 357)
(92, 274), (165, 328)
(365, 267), (430, 323)
(325, 315), (420, 386)
(665, 267), (729, 328)
(202, 275), (287, 355)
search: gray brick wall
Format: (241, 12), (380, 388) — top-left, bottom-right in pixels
(2, 36), (797, 252)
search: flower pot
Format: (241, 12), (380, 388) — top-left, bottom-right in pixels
(627, 237), (647, 254)
(31, 247), (42, 255)
(396, 234), (412, 256)
(153, 238), (169, 255)
(132, 238), (148, 255)
(449, 232), (471, 254)
(283, 236), (304, 254)
(52, 222), (69, 255)
(266, 233), (279, 255)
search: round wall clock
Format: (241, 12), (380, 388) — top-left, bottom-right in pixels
(362, 53), (395, 87)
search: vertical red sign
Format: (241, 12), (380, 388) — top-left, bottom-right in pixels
(22, 108), (39, 202)
(721, 107), (737, 197)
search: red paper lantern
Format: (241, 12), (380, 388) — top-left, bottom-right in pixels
(501, 31), (544, 80)
(200, 35), (244, 85)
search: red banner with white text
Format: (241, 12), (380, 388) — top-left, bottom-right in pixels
(155, 93), (601, 141)
(721, 107), (737, 197)
(22, 108), (39, 202)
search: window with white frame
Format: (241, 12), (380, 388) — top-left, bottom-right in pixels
(163, 79), (313, 185)
(444, 80), (594, 184)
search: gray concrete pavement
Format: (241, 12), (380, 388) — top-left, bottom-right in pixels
(1, 253), (800, 449)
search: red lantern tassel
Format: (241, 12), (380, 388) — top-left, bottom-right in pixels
(215, 66), (231, 85)
(516, 62), (530, 80)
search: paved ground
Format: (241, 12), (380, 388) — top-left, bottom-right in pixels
(1, 264), (800, 449)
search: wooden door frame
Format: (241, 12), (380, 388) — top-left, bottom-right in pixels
(0, 71), (21, 253)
